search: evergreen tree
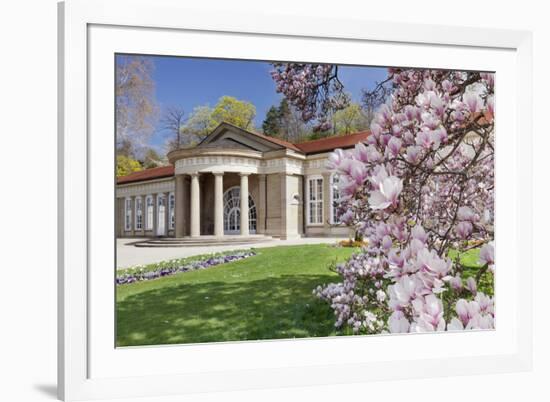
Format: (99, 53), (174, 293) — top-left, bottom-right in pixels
(262, 105), (282, 136)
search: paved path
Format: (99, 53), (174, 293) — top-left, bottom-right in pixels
(117, 237), (345, 269)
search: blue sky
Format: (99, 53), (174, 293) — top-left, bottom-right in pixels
(128, 55), (388, 151)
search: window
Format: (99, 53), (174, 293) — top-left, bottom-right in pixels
(145, 195), (154, 230)
(169, 193), (175, 230)
(135, 197), (143, 230)
(124, 198), (132, 231)
(157, 195), (166, 235)
(307, 176), (323, 225)
(223, 187), (257, 234)
(331, 174), (342, 224)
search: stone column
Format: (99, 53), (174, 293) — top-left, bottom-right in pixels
(322, 172), (332, 232)
(239, 173), (250, 236)
(213, 172), (224, 238)
(175, 175), (186, 237)
(117, 198), (123, 237)
(163, 192), (170, 237)
(258, 174), (266, 234)
(152, 193), (158, 237)
(190, 173), (201, 237)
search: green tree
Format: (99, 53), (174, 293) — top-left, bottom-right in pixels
(116, 155), (143, 177)
(209, 96), (256, 130)
(142, 148), (164, 169)
(181, 105), (213, 143)
(332, 102), (369, 135)
(262, 105), (282, 136)
(262, 99), (310, 142)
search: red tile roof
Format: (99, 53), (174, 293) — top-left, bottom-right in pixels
(117, 165), (174, 184)
(294, 131), (370, 154)
(117, 131), (370, 184)
(249, 130), (302, 152)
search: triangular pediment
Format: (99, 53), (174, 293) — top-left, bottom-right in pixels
(197, 122), (286, 152)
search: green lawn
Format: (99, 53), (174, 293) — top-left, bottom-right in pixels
(116, 244), (490, 347)
(116, 244), (355, 346)
(449, 247), (494, 295)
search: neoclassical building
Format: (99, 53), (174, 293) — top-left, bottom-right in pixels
(116, 122), (370, 240)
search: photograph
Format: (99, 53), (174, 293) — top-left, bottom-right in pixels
(114, 55), (495, 347)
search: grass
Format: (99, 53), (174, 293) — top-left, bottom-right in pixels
(449, 247), (494, 295)
(116, 244), (355, 347)
(116, 244), (492, 347)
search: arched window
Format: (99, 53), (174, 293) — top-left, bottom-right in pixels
(124, 198), (132, 231)
(223, 187), (257, 234)
(135, 196), (143, 230)
(145, 195), (154, 230)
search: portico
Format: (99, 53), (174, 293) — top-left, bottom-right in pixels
(172, 170), (255, 238)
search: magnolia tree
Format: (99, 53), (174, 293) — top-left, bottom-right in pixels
(273, 66), (495, 334)
(271, 63), (350, 131)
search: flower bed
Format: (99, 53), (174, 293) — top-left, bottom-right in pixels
(116, 250), (257, 285)
(337, 239), (369, 248)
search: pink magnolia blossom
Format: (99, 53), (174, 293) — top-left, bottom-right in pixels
(466, 314), (494, 330)
(411, 224), (428, 243)
(466, 277), (477, 295)
(457, 206), (476, 222)
(455, 221), (473, 239)
(405, 145), (422, 164)
(447, 317), (464, 331)
(479, 242), (494, 266)
(388, 311), (410, 333)
(480, 72), (495, 89)
(279, 66), (496, 335)
(368, 176), (403, 210)
(456, 299), (480, 325)
(441, 79), (454, 93)
(415, 248), (452, 280)
(416, 130), (435, 149)
(429, 92), (445, 116)
(449, 275), (463, 291)
(388, 275), (422, 309)
(387, 137), (402, 157)
(463, 92), (484, 114)
(475, 292), (495, 315)
(411, 294), (446, 332)
(381, 235), (393, 250)
(327, 148), (345, 169)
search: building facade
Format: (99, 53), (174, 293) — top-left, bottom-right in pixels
(116, 122), (370, 239)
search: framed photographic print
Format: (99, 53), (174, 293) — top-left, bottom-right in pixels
(58, 0), (533, 400)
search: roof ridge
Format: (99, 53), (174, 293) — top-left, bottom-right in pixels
(117, 164), (174, 184)
(201, 121), (302, 152)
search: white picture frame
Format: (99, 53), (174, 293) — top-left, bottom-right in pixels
(58, 0), (533, 400)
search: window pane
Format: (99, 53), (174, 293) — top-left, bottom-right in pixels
(332, 174), (341, 224)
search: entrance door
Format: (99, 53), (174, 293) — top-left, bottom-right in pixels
(223, 186), (257, 235)
(157, 195), (166, 236)
(225, 208), (241, 234)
